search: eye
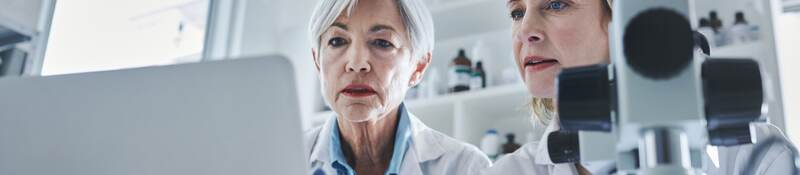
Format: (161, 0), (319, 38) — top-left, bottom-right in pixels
(545, 0), (568, 11)
(510, 9), (525, 21)
(328, 37), (348, 47)
(371, 39), (394, 49)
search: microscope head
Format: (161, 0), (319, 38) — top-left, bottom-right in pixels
(610, 0), (706, 163)
(554, 0), (765, 173)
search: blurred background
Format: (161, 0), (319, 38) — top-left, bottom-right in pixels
(1, 0), (798, 153)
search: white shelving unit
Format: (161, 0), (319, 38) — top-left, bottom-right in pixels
(0, 0), (55, 76)
(311, 83), (534, 147)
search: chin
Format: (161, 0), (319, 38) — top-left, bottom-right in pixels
(338, 111), (373, 122)
(335, 104), (377, 122)
(524, 78), (556, 98)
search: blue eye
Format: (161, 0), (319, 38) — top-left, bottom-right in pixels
(510, 9), (525, 21)
(546, 1), (567, 11)
(371, 39), (394, 49)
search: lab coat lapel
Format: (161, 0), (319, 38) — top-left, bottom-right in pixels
(535, 117), (561, 165)
(399, 144), (424, 175)
(408, 113), (446, 162)
(394, 113), (446, 175)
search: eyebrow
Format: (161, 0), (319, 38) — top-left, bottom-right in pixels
(507, 0), (520, 8)
(329, 23), (397, 35)
(331, 22), (348, 30)
(369, 24), (396, 33)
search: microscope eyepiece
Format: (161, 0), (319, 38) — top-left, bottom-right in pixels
(624, 8), (695, 80)
(558, 64), (614, 132)
(703, 59), (764, 146)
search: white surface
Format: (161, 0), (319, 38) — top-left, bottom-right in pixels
(0, 56), (308, 175)
(776, 12), (800, 146)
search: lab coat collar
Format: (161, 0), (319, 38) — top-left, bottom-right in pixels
(308, 115), (333, 166)
(307, 103), (444, 174)
(407, 112), (447, 162)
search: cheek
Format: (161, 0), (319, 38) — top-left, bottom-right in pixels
(551, 22), (609, 67)
(319, 56), (345, 98)
(376, 60), (407, 90)
(511, 26), (524, 72)
(374, 57), (413, 99)
(551, 26), (583, 66)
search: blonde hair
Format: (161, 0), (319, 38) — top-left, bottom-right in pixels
(531, 98), (556, 125)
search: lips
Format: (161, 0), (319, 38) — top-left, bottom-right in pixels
(524, 56), (559, 72)
(340, 84), (377, 97)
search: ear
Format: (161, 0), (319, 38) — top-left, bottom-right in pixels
(312, 48), (321, 72)
(409, 52), (432, 87)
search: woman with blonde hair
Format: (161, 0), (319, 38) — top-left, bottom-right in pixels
(483, 0), (795, 174)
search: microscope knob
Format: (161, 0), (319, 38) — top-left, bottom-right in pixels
(548, 131), (581, 163)
(558, 64), (613, 132)
(703, 59), (763, 130)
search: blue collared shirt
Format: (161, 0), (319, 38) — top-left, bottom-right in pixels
(329, 104), (413, 175)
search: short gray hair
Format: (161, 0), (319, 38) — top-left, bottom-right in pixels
(308, 0), (435, 60)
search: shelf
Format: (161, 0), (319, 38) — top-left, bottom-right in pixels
(407, 83), (526, 111)
(428, 0), (510, 41)
(710, 41), (767, 58)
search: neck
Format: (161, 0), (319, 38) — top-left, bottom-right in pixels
(336, 108), (400, 173)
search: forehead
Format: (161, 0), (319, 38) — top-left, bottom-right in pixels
(331, 0), (406, 32)
(509, 0), (597, 5)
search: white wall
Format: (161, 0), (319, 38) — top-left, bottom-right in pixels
(230, 0), (319, 130)
(776, 12), (800, 145)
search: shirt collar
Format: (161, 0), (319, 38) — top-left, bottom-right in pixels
(328, 103), (413, 175)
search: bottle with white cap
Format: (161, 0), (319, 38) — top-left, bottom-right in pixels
(480, 129), (501, 161)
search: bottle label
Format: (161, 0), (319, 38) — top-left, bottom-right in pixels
(470, 76), (482, 90)
(448, 65), (472, 89)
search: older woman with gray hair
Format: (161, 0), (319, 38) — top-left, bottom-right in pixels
(303, 0), (491, 174)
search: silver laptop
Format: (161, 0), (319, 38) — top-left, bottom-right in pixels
(0, 55), (308, 175)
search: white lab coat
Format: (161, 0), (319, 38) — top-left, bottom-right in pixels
(305, 112), (491, 175)
(483, 117), (795, 175)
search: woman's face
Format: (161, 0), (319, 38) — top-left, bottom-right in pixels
(313, 0), (429, 122)
(508, 0), (611, 98)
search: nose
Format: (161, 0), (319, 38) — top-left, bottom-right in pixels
(345, 50), (371, 73)
(517, 30), (544, 45)
(347, 62), (370, 72)
(528, 35), (542, 43)
(516, 16), (545, 45)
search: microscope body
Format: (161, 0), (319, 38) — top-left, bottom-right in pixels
(553, 0), (765, 174)
(612, 0), (706, 174)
